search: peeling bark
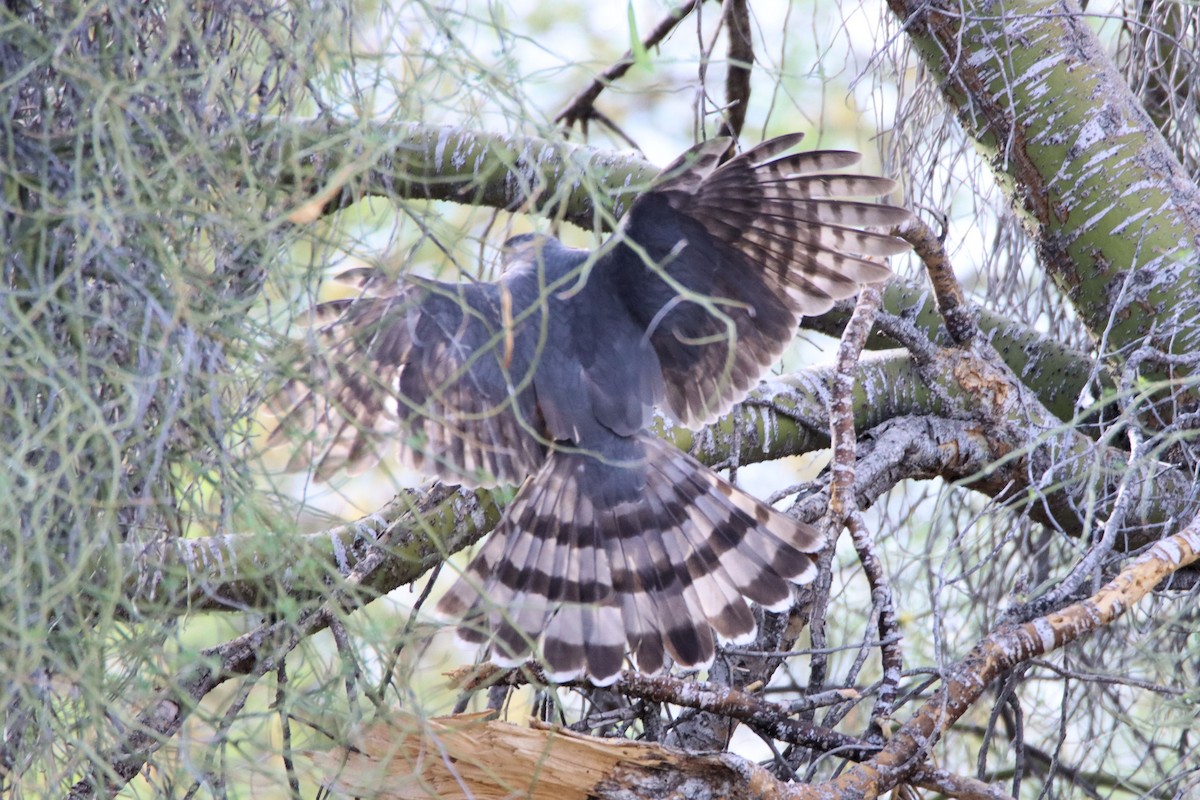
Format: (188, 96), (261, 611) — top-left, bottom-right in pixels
(311, 710), (1012, 800)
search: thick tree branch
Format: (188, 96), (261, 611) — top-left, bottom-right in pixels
(886, 0), (1200, 379)
(117, 345), (1199, 621)
(271, 122), (659, 232)
(808, 278), (1105, 428)
(276, 120), (1111, 435)
(116, 488), (499, 616)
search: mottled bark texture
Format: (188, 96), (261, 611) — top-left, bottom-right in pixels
(276, 122), (659, 234)
(885, 0), (1200, 381)
(116, 486), (501, 616)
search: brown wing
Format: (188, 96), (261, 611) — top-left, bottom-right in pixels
(605, 133), (911, 427)
(272, 270), (547, 486)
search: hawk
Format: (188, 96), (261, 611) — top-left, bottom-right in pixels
(278, 134), (910, 685)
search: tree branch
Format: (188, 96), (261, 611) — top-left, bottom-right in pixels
(807, 278), (1105, 428)
(886, 0), (1200, 380)
(715, 0), (753, 140)
(813, 510), (1200, 798)
(270, 122), (660, 232)
(117, 343), (1200, 622)
(68, 484), (487, 799)
(826, 287), (903, 739)
(458, 666), (875, 760)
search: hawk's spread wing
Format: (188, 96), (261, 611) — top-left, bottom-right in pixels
(274, 271), (547, 486)
(606, 133), (910, 426)
(276, 134), (910, 685)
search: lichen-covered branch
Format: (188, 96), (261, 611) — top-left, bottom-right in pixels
(116, 345), (1199, 621)
(886, 0), (1200, 375)
(806, 278), (1103, 426)
(269, 121), (659, 232)
(115, 487), (499, 615)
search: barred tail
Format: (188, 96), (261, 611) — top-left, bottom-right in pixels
(436, 435), (822, 685)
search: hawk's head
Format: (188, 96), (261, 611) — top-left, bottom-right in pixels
(499, 231), (589, 282)
(501, 231), (556, 262)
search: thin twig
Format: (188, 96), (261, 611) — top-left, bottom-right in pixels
(900, 215), (979, 345)
(66, 487), (464, 800)
(328, 618), (363, 718)
(275, 660), (301, 799)
(556, 0), (701, 131)
(811, 512), (1200, 798)
(455, 664), (879, 760)
(1002, 425), (1149, 624)
(826, 286), (903, 740)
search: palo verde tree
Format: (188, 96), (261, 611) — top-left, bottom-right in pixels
(1, 1), (1198, 799)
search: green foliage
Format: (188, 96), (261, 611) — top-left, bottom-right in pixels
(0, 1), (325, 791)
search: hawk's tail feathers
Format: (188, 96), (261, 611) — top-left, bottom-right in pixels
(435, 435), (823, 686)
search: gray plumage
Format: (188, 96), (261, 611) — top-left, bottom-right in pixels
(276, 134), (910, 684)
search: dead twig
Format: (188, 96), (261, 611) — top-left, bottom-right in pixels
(815, 511), (1200, 798)
(556, 0), (701, 132)
(454, 664), (877, 761)
(825, 286), (903, 742)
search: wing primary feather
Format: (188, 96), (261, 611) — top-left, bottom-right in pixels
(607, 134), (911, 426)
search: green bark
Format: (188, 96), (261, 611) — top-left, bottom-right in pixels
(271, 121), (660, 233)
(886, 0), (1200, 371)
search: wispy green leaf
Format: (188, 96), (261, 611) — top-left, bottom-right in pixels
(627, 1), (651, 69)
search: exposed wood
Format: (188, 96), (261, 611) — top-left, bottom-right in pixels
(312, 712), (784, 800)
